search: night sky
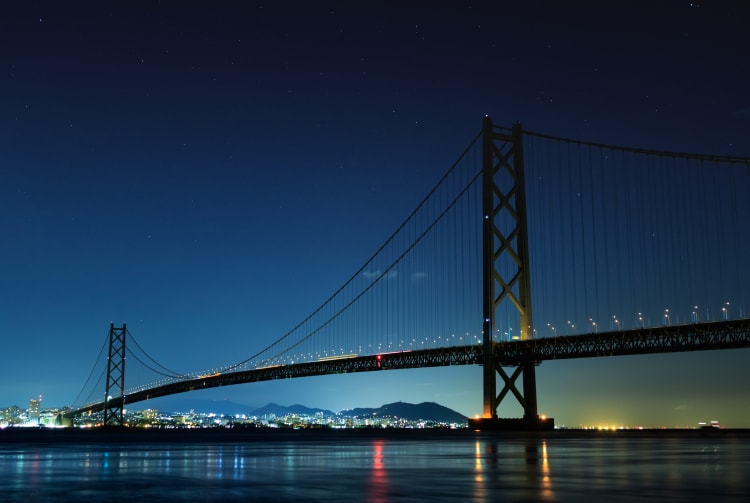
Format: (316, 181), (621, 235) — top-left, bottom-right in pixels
(2, 1), (749, 427)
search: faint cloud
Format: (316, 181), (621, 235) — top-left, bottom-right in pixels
(411, 272), (428, 281)
(362, 270), (398, 280)
(732, 106), (750, 118)
(673, 404), (687, 411)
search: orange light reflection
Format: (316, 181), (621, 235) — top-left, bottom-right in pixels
(541, 440), (554, 500)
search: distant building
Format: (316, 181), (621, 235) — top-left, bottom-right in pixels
(3, 405), (23, 425)
(29, 396), (41, 424)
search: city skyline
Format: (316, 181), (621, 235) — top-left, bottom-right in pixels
(2, 2), (749, 428)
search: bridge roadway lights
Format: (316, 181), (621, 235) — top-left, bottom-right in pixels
(468, 416), (555, 431)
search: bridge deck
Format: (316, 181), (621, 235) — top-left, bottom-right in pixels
(65, 319), (750, 418)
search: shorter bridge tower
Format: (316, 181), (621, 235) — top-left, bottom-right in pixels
(103, 323), (127, 427)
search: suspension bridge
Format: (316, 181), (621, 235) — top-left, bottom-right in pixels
(64, 117), (750, 429)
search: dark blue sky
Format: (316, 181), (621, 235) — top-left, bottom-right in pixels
(2, 1), (749, 427)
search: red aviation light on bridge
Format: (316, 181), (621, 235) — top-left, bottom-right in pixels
(376, 354), (382, 368)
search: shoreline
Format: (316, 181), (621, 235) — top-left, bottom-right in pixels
(2, 426), (748, 444)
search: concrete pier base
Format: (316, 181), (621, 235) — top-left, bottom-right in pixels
(468, 416), (555, 431)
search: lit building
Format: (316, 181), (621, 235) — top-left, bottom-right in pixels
(29, 396), (41, 424)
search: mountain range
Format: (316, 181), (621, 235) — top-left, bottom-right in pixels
(132, 398), (467, 424)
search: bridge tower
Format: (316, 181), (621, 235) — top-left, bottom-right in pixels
(472, 117), (553, 430)
(103, 322), (127, 427)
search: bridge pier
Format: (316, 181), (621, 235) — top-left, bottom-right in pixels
(468, 416), (554, 431)
(55, 414), (73, 428)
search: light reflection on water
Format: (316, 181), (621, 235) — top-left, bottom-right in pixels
(1, 433), (748, 502)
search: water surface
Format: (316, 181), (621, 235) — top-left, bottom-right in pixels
(1, 430), (747, 502)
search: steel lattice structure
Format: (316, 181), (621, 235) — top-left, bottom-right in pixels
(102, 323), (127, 426)
(495, 319), (750, 363)
(480, 117), (541, 427)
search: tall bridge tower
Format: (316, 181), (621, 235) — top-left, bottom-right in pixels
(473, 117), (553, 430)
(103, 322), (127, 427)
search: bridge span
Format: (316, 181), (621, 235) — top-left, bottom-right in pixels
(66, 319), (750, 419)
(67, 118), (750, 428)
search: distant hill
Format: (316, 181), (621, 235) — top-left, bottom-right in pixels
(131, 398), (467, 424)
(341, 401), (467, 424)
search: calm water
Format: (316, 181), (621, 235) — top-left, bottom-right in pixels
(1, 430), (748, 502)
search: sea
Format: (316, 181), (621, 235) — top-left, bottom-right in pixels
(0, 428), (748, 502)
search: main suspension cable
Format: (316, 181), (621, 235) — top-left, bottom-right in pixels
(70, 329), (109, 407)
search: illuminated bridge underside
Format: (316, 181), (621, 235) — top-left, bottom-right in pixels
(66, 319), (750, 418)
